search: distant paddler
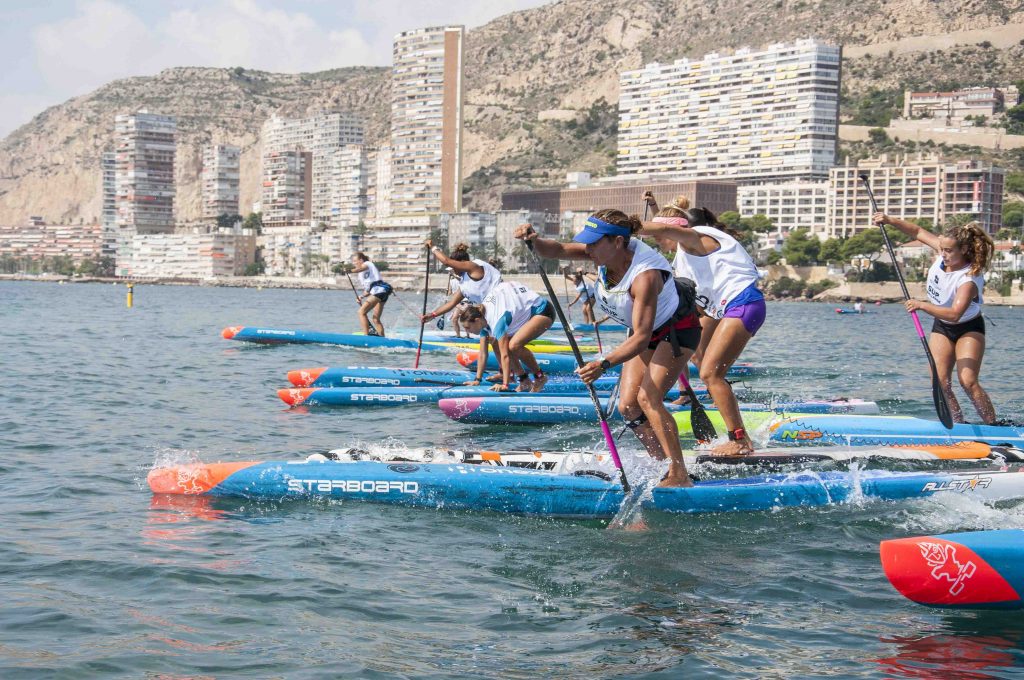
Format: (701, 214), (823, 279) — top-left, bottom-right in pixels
(515, 210), (701, 487)
(351, 252), (392, 337)
(420, 241), (503, 339)
(642, 192), (766, 457)
(873, 212), (996, 424)
(457, 281), (553, 393)
(565, 269), (597, 325)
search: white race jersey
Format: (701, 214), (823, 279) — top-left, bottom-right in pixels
(459, 259), (502, 304)
(357, 261), (383, 292)
(672, 226), (760, 319)
(483, 281), (544, 340)
(594, 239), (678, 330)
(926, 258), (984, 323)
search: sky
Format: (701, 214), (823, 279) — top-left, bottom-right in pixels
(0, 0), (552, 139)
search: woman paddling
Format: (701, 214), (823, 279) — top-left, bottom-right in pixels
(457, 281), (553, 392)
(642, 192), (765, 457)
(515, 210), (700, 487)
(873, 212), (996, 424)
(565, 269), (597, 324)
(421, 242), (503, 338)
(351, 252), (392, 337)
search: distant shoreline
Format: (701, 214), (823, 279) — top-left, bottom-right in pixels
(5, 273), (1023, 306)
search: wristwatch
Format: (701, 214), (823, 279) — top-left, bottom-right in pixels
(600, 359), (612, 371)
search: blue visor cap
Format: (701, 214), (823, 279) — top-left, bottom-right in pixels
(573, 216), (633, 244)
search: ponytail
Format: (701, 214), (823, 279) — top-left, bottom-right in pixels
(450, 243), (471, 262)
(946, 221), (994, 276)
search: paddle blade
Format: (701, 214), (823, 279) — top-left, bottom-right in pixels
(932, 374), (955, 430)
(689, 399), (717, 443)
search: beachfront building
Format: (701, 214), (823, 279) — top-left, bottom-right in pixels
(617, 39), (841, 184)
(201, 144), (241, 220)
(120, 227), (256, 279)
(826, 155), (1004, 238)
(502, 178), (737, 218)
(114, 111), (176, 234)
(495, 210), (562, 273)
(368, 145), (393, 221)
(738, 181), (829, 237)
(326, 145), (371, 230)
(0, 221), (103, 270)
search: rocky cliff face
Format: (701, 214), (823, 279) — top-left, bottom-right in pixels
(1, 0), (1021, 223)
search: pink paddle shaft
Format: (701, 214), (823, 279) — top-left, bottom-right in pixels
(599, 421), (626, 471)
(909, 310), (926, 338)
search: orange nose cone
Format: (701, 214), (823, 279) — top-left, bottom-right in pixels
(222, 326), (243, 339)
(278, 388), (314, 406)
(456, 350), (478, 368)
(148, 466), (185, 494)
(287, 367), (326, 387)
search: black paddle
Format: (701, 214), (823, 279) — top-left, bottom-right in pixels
(642, 198), (717, 443)
(414, 246), (431, 368)
(859, 173), (954, 429)
(524, 236), (630, 492)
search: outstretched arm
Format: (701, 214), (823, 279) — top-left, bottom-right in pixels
(424, 289), (465, 322)
(514, 224), (588, 260)
(639, 221), (715, 256)
(428, 241), (484, 278)
(873, 213), (941, 251)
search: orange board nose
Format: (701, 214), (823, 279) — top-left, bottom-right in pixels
(148, 461), (258, 495)
(287, 367), (326, 387)
(456, 351), (477, 368)
(222, 326), (243, 339)
(278, 388), (314, 406)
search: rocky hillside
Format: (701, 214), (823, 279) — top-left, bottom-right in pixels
(1, 0), (1022, 223)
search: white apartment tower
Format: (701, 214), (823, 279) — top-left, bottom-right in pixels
(261, 112), (364, 226)
(327, 145), (371, 230)
(201, 144), (241, 220)
(114, 111), (176, 233)
(100, 151), (117, 256)
(390, 25), (465, 216)
(618, 39), (841, 184)
(261, 150), (312, 228)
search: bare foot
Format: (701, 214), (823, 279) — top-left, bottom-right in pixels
(530, 374), (548, 393)
(670, 394), (691, 406)
(709, 440), (753, 458)
(516, 379), (533, 393)
(657, 463), (695, 487)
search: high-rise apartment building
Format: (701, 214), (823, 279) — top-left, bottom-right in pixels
(618, 39), (841, 184)
(100, 151), (117, 257)
(827, 155), (1004, 238)
(261, 112), (364, 226)
(201, 144), (241, 220)
(439, 212), (497, 256)
(390, 25), (464, 216)
(114, 111), (176, 234)
(261, 150), (312, 228)
(326, 145), (371, 230)
(370, 145), (393, 221)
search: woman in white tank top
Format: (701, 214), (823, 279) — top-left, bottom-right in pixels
(641, 193), (765, 457)
(515, 209), (702, 488)
(566, 270), (597, 324)
(873, 213), (997, 424)
(351, 251), (391, 337)
(422, 241), (503, 338)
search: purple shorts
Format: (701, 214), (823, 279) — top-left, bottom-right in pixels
(723, 298), (766, 336)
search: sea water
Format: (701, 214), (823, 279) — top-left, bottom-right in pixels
(2, 280), (1024, 678)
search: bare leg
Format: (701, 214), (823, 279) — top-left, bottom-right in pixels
(368, 297), (385, 336)
(929, 332), (964, 423)
(699, 318), (754, 456)
(617, 347), (694, 487)
(509, 315), (553, 392)
(954, 332), (995, 424)
(357, 298), (375, 335)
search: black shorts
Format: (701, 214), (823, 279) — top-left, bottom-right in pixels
(932, 315), (985, 342)
(536, 303), (555, 321)
(647, 318), (702, 352)
(370, 290), (391, 304)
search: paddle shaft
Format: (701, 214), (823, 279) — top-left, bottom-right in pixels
(415, 248), (431, 368)
(344, 272), (361, 303)
(524, 239), (630, 492)
(859, 174), (954, 429)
